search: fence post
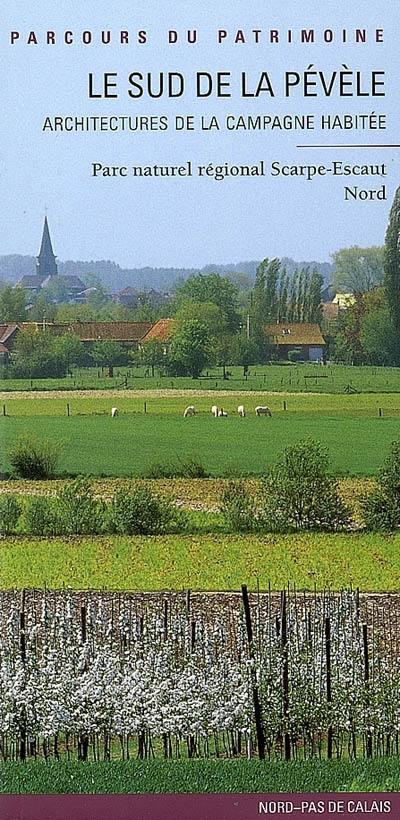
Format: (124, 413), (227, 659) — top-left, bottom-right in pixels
(325, 617), (333, 759)
(67, 403), (70, 417)
(19, 590), (27, 762)
(144, 401), (147, 414)
(283, 400), (287, 411)
(241, 584), (265, 760)
(80, 605), (87, 645)
(281, 590), (291, 761)
(2, 404), (5, 416)
(363, 623), (373, 758)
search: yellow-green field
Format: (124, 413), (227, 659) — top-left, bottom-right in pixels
(1, 531), (399, 591)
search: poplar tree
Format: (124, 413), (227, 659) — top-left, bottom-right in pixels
(384, 186), (400, 364)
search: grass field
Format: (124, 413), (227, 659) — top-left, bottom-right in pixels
(2, 758), (400, 793)
(1, 531), (399, 590)
(1, 362), (400, 394)
(0, 407), (398, 476)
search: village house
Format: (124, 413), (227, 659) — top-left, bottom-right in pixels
(265, 323), (326, 362)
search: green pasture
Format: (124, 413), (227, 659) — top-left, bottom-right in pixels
(1, 362), (400, 394)
(2, 757), (400, 794)
(1, 394), (400, 475)
(3, 389), (400, 417)
(1, 531), (400, 590)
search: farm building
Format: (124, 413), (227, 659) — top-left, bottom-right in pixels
(0, 324), (20, 362)
(265, 323), (326, 362)
(140, 318), (175, 354)
(34, 321), (154, 351)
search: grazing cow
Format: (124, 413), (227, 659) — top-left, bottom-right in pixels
(111, 407), (118, 418)
(237, 404), (246, 417)
(211, 405), (219, 418)
(183, 405), (196, 418)
(218, 409), (228, 417)
(255, 405), (272, 417)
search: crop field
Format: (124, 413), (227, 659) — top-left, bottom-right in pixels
(1, 390), (400, 476)
(1, 362), (400, 394)
(1, 531), (400, 590)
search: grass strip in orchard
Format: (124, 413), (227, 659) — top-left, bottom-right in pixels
(2, 758), (400, 794)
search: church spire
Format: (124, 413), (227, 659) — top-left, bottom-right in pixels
(37, 216), (58, 277)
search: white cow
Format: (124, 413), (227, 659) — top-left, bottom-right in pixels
(255, 405), (272, 417)
(218, 409), (228, 417)
(237, 404), (246, 417)
(183, 405), (196, 418)
(111, 407), (118, 418)
(211, 405), (219, 418)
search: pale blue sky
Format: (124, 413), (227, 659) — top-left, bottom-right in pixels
(0, 0), (399, 269)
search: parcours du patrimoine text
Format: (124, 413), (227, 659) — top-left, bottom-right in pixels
(87, 69), (385, 99)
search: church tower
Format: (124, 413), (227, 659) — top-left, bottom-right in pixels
(36, 216), (58, 277)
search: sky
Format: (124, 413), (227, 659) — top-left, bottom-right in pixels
(0, 0), (399, 270)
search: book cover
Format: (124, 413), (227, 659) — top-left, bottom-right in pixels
(1, 1), (400, 818)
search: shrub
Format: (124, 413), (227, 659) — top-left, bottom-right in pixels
(109, 488), (184, 535)
(23, 495), (60, 536)
(0, 495), (21, 535)
(360, 441), (400, 530)
(8, 434), (60, 479)
(220, 481), (257, 532)
(261, 439), (351, 532)
(55, 479), (106, 535)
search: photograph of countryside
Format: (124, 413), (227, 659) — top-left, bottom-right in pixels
(1, 187), (400, 794)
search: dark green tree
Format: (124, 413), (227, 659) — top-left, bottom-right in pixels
(12, 328), (68, 378)
(360, 308), (396, 366)
(0, 285), (27, 322)
(234, 337), (259, 375)
(53, 333), (85, 373)
(175, 300), (226, 335)
(137, 338), (166, 377)
(168, 320), (210, 378)
(252, 258), (281, 357)
(27, 293), (57, 322)
(332, 246), (384, 293)
(211, 333), (237, 379)
(91, 340), (128, 377)
(173, 273), (240, 332)
(384, 186), (400, 363)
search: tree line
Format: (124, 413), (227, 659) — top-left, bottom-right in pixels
(332, 187), (400, 366)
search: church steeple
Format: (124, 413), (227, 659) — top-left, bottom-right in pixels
(37, 216), (58, 277)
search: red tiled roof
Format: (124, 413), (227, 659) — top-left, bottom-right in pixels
(0, 324), (19, 345)
(25, 322), (153, 342)
(141, 318), (174, 343)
